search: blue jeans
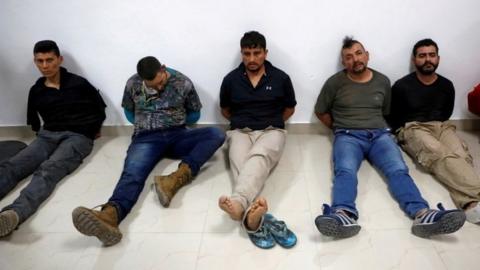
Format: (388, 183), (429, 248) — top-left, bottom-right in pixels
(0, 129), (93, 223)
(331, 128), (429, 219)
(108, 126), (225, 222)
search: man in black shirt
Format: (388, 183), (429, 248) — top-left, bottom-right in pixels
(0, 40), (106, 237)
(218, 31), (296, 239)
(389, 38), (480, 224)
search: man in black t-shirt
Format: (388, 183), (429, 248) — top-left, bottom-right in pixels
(218, 31), (296, 237)
(0, 40), (106, 238)
(389, 38), (480, 224)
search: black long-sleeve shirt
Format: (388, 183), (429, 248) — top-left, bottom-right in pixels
(27, 67), (107, 139)
(387, 72), (455, 132)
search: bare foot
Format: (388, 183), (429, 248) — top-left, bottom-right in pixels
(218, 196), (244, 221)
(246, 197), (268, 231)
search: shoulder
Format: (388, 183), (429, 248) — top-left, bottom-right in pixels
(323, 70), (347, 89)
(370, 69), (391, 85)
(436, 74), (454, 87)
(169, 68), (195, 90)
(393, 72), (415, 89)
(125, 73), (143, 89)
(222, 66), (242, 82)
(266, 61), (290, 80)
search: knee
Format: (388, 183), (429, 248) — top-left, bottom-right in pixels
(205, 127), (226, 145)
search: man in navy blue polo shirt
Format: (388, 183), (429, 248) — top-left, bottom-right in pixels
(218, 31), (296, 234)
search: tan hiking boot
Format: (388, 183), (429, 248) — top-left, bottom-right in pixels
(0, 210), (19, 237)
(72, 203), (122, 246)
(154, 163), (193, 207)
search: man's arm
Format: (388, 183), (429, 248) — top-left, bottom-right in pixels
(221, 107), (231, 120)
(315, 112), (333, 129)
(26, 89), (41, 132)
(283, 107), (295, 121)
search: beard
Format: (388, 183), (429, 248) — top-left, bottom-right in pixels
(246, 63), (262, 72)
(352, 62), (367, 74)
(416, 61), (438, 75)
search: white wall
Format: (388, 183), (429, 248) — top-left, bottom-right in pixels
(1, 0), (479, 126)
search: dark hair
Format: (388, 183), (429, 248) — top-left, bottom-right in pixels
(33, 40), (60, 56)
(240, 31), (266, 49)
(412, 38), (438, 57)
(137, 56), (162, 80)
(342, 36), (363, 50)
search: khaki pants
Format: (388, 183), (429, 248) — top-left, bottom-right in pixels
(227, 128), (286, 210)
(398, 121), (480, 208)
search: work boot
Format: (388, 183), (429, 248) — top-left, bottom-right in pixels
(0, 210), (19, 237)
(154, 163), (192, 207)
(72, 203), (122, 246)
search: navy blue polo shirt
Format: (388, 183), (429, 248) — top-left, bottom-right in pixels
(220, 61), (296, 130)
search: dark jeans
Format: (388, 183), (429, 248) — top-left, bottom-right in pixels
(331, 128), (429, 219)
(0, 129), (93, 223)
(108, 126), (225, 222)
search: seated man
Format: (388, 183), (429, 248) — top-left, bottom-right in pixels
(388, 38), (480, 224)
(314, 37), (465, 239)
(0, 40), (106, 237)
(218, 31), (296, 237)
(72, 56), (225, 246)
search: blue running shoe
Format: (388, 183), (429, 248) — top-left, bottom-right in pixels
(412, 203), (466, 238)
(247, 223), (276, 249)
(264, 213), (297, 248)
(314, 204), (361, 238)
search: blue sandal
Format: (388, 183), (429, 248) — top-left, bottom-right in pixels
(247, 223), (276, 249)
(264, 213), (297, 248)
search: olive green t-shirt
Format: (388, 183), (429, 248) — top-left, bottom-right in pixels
(314, 69), (391, 129)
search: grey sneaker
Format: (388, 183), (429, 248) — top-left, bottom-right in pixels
(0, 210), (19, 237)
(315, 204), (361, 238)
(412, 203), (466, 238)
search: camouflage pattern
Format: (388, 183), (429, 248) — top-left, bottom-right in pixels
(122, 68), (202, 134)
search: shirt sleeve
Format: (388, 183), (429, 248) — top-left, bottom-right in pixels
(26, 88), (41, 132)
(386, 81), (403, 131)
(382, 77), (392, 116)
(121, 77), (135, 112)
(443, 80), (455, 120)
(283, 75), (297, 108)
(184, 80), (202, 112)
(219, 76), (231, 108)
(314, 80), (335, 114)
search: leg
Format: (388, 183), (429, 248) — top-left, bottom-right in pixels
(108, 132), (169, 221)
(219, 129), (254, 220)
(3, 132), (93, 223)
(245, 197), (268, 231)
(331, 132), (364, 218)
(168, 127), (225, 175)
(400, 122), (480, 209)
(369, 132), (429, 218)
(231, 129), (286, 210)
(0, 131), (57, 199)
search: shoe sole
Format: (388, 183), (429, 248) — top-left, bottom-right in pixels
(412, 211), (466, 238)
(315, 216), (361, 238)
(153, 177), (171, 207)
(72, 207), (122, 246)
(0, 211), (19, 237)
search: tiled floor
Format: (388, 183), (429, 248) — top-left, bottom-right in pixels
(1, 129), (480, 270)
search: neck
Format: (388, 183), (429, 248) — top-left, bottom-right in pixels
(347, 68), (372, 83)
(416, 71), (438, 85)
(45, 71), (61, 89)
(246, 64), (266, 78)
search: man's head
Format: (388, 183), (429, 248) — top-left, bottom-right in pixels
(341, 36), (369, 75)
(33, 40), (63, 78)
(137, 56), (168, 91)
(412, 38), (440, 75)
(240, 31), (268, 73)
